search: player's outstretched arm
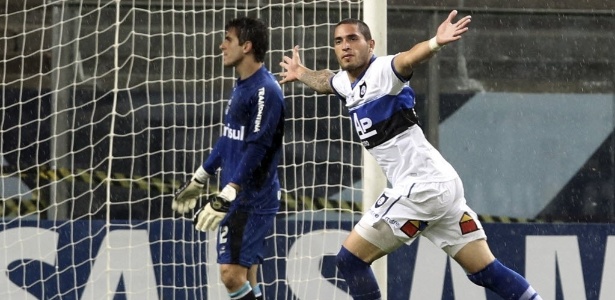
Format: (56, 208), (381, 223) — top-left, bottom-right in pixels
(393, 10), (472, 77)
(434, 10), (472, 46)
(279, 45), (335, 94)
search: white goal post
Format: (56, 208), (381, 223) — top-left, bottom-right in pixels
(0, 0), (387, 299)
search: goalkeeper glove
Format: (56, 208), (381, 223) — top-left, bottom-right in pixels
(193, 184), (237, 232)
(172, 166), (212, 214)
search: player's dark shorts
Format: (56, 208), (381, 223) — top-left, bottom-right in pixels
(216, 208), (276, 267)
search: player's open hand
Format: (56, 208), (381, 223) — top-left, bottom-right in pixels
(172, 179), (203, 214)
(172, 166), (212, 214)
(193, 184), (237, 231)
(435, 10), (472, 46)
(279, 45), (305, 84)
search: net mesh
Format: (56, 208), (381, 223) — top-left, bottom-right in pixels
(1, 0), (365, 298)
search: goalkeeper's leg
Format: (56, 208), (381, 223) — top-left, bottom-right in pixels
(248, 265), (263, 300)
(217, 210), (275, 300)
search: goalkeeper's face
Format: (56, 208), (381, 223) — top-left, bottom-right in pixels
(220, 29), (245, 67)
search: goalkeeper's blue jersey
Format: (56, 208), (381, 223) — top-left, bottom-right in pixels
(203, 65), (285, 214)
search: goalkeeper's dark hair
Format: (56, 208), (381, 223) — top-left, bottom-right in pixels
(335, 18), (373, 41)
(226, 17), (269, 63)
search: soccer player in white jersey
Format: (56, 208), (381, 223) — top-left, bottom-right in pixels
(173, 17), (285, 300)
(279, 10), (542, 300)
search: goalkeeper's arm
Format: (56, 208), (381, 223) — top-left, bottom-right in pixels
(172, 166), (213, 214)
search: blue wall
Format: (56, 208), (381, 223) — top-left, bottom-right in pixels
(0, 219), (613, 299)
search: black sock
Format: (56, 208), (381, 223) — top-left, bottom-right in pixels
(233, 291), (255, 300)
(238, 293), (256, 300)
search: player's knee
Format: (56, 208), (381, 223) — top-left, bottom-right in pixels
(336, 246), (368, 275)
(467, 259), (500, 287)
(336, 246), (382, 300)
(219, 264), (248, 290)
(335, 246), (350, 272)
(467, 259), (541, 300)
(335, 247), (347, 274)
(467, 259), (527, 290)
(467, 269), (489, 287)
(220, 274), (244, 291)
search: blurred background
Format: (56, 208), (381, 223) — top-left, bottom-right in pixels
(1, 0), (614, 223)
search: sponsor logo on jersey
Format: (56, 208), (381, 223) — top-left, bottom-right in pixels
(222, 124), (245, 140)
(401, 220), (428, 238)
(383, 216), (400, 227)
(352, 113), (377, 141)
(459, 212), (479, 234)
(254, 87), (266, 132)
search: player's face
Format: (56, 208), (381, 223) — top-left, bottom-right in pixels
(219, 28), (244, 67)
(333, 24), (373, 74)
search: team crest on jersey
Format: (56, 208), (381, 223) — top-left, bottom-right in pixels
(375, 194), (389, 208)
(459, 212), (479, 234)
(400, 220), (428, 238)
(359, 81), (367, 98)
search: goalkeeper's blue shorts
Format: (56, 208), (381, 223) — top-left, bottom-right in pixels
(216, 209), (276, 267)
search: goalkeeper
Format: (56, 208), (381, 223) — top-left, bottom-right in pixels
(173, 17), (285, 300)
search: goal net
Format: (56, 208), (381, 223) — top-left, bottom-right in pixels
(1, 0), (367, 299)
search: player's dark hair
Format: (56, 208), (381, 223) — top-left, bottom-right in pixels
(335, 18), (372, 41)
(226, 17), (269, 62)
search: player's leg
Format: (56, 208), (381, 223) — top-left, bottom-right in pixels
(247, 265), (263, 300)
(438, 178), (542, 300)
(338, 184), (453, 300)
(217, 209), (255, 300)
(217, 210), (275, 300)
(451, 239), (494, 273)
(336, 230), (386, 300)
(220, 264), (254, 300)
(454, 240), (542, 300)
(337, 215), (405, 300)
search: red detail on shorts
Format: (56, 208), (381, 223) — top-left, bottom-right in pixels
(401, 220), (421, 238)
(459, 212), (479, 234)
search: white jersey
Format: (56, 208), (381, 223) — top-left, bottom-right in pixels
(330, 55), (458, 197)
